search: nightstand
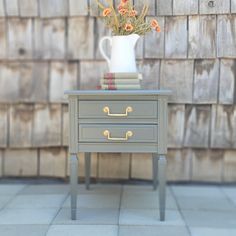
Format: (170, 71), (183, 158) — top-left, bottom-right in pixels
(65, 90), (171, 221)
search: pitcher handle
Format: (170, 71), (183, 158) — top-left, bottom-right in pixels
(99, 36), (112, 70)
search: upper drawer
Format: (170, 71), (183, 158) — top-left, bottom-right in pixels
(78, 101), (157, 119)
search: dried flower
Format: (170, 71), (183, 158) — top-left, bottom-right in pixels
(119, 8), (128, 15)
(129, 10), (137, 17)
(155, 25), (161, 32)
(95, 0), (161, 35)
(151, 19), (159, 28)
(103, 8), (112, 17)
(124, 23), (134, 32)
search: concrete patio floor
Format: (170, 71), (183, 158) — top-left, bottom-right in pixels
(0, 183), (236, 236)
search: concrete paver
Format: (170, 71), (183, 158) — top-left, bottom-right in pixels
(47, 225), (118, 236)
(0, 183), (235, 236)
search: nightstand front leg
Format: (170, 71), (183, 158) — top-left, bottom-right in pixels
(152, 154), (158, 190)
(158, 155), (166, 221)
(70, 154), (78, 220)
(85, 152), (91, 190)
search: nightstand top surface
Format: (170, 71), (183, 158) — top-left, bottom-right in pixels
(65, 90), (172, 96)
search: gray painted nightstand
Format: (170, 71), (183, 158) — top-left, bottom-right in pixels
(65, 90), (171, 221)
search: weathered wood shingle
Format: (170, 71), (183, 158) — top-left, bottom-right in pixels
(168, 105), (185, 148)
(0, 104), (8, 148)
(211, 105), (236, 148)
(68, 17), (94, 59)
(217, 15), (236, 58)
(19, 0), (38, 17)
(156, 0), (172, 16)
(0, 0), (5, 16)
(32, 104), (62, 147)
(0, 19), (7, 59)
(49, 62), (78, 103)
(223, 150), (236, 181)
(137, 60), (160, 89)
(160, 60), (194, 103)
(134, 0), (155, 16)
(39, 148), (67, 177)
(199, 0), (230, 14)
(7, 19), (33, 59)
(69, 0), (88, 16)
(0, 63), (20, 102)
(4, 149), (38, 176)
(219, 59), (236, 104)
(39, 0), (68, 18)
(165, 16), (188, 58)
(188, 15), (216, 58)
(5, 0), (18, 16)
(9, 104), (33, 148)
(173, 0), (198, 15)
(145, 17), (164, 58)
(184, 105), (211, 148)
(34, 19), (65, 59)
(193, 60), (219, 104)
(191, 149), (223, 182)
(80, 61), (108, 89)
(232, 0), (236, 13)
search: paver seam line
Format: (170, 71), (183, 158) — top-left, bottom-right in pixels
(44, 192), (70, 235)
(169, 185), (192, 236)
(220, 187), (236, 209)
(117, 184), (124, 235)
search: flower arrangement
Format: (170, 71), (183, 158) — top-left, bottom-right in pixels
(95, 0), (161, 36)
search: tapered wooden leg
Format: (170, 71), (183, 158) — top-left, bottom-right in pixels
(158, 155), (166, 221)
(70, 154), (78, 220)
(85, 152), (91, 190)
(152, 154), (158, 190)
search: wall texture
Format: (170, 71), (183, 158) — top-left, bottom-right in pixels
(0, 0), (235, 182)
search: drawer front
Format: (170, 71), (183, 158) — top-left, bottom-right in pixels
(79, 124), (157, 143)
(78, 101), (157, 119)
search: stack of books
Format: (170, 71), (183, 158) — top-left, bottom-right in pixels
(99, 72), (142, 90)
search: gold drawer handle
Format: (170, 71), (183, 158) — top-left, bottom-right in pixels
(103, 130), (133, 141)
(103, 106), (133, 117)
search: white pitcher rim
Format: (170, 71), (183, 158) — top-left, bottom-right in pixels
(112, 33), (140, 37)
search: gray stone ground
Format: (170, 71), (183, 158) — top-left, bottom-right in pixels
(0, 183), (236, 236)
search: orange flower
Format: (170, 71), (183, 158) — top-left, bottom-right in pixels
(128, 10), (137, 17)
(103, 8), (112, 17)
(119, 8), (128, 15)
(151, 19), (159, 28)
(121, 0), (129, 4)
(155, 25), (161, 32)
(124, 23), (133, 32)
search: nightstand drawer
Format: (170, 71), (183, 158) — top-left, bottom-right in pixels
(79, 124), (157, 143)
(78, 101), (157, 119)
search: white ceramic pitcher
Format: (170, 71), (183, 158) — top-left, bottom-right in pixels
(99, 34), (140, 73)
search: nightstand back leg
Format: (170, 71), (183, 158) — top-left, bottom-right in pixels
(152, 154), (158, 190)
(85, 152), (91, 190)
(70, 154), (78, 220)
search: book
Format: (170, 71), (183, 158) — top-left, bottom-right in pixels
(101, 84), (141, 90)
(104, 72), (142, 80)
(101, 78), (140, 85)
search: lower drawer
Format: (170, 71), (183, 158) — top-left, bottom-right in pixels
(79, 124), (157, 143)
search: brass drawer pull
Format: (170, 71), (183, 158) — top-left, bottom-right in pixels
(103, 130), (133, 141)
(103, 106), (133, 117)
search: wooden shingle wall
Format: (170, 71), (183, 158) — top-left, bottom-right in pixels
(0, 0), (235, 182)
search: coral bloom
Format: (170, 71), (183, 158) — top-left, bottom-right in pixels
(124, 23), (133, 32)
(156, 25), (161, 32)
(121, 0), (129, 4)
(103, 8), (112, 17)
(151, 19), (159, 28)
(119, 8), (128, 15)
(129, 10), (137, 17)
